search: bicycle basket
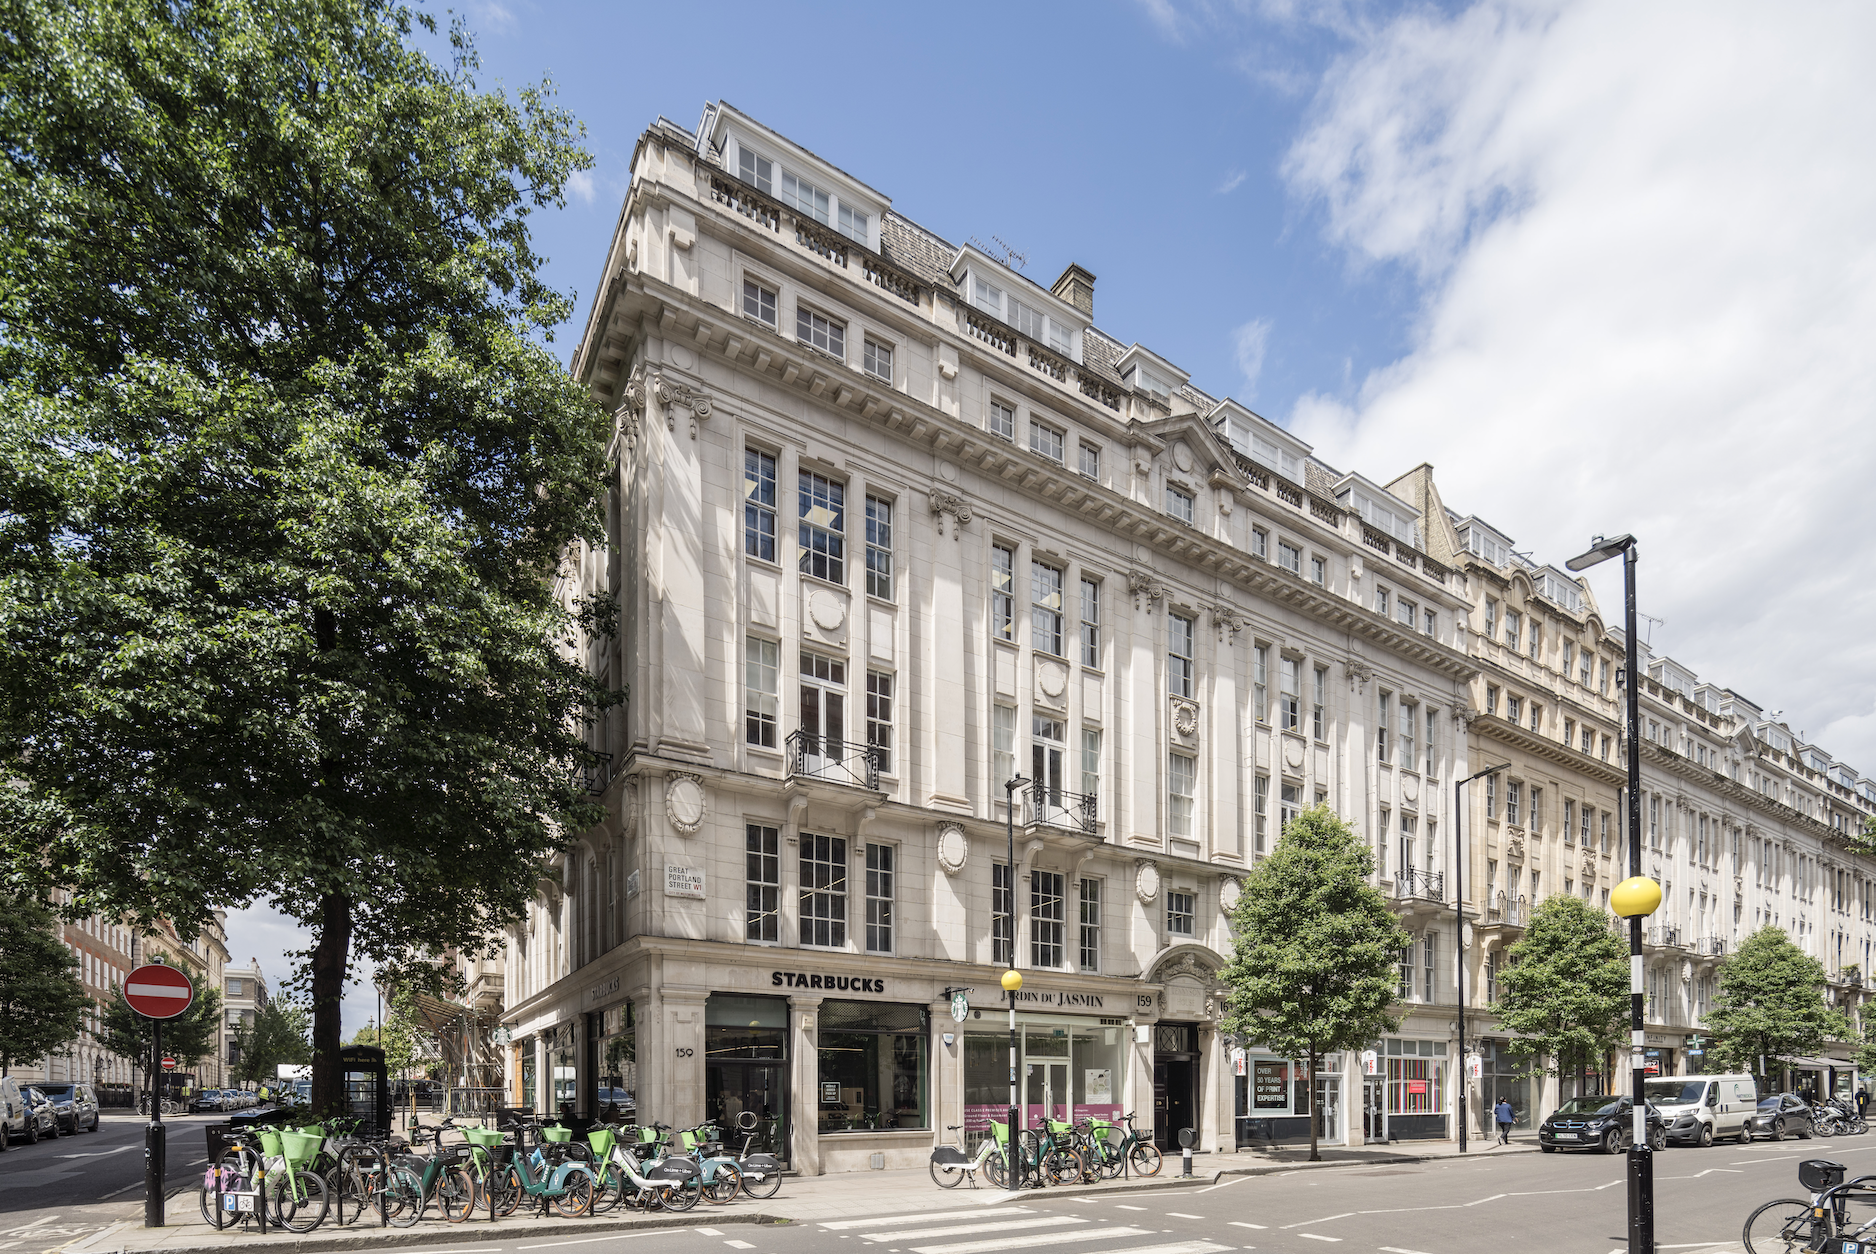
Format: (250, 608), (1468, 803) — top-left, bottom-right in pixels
(279, 1130), (324, 1166)
(1047, 1119), (1074, 1137)
(541, 1126), (573, 1143)
(989, 1120), (1009, 1146)
(257, 1129), (285, 1159)
(677, 1129), (699, 1151)
(587, 1129), (617, 1159)
(463, 1127), (505, 1149)
(1802, 1159), (1848, 1192)
(636, 1126), (661, 1145)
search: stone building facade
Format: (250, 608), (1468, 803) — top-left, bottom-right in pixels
(493, 100), (1876, 1166)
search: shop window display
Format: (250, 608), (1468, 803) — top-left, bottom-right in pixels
(816, 1000), (927, 1132)
(706, 995), (789, 1159)
(594, 1002), (636, 1124)
(961, 1018), (1125, 1149)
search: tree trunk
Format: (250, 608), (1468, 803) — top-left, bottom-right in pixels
(1307, 1042), (1320, 1162)
(308, 891), (353, 1117)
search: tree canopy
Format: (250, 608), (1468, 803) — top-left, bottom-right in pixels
(1219, 805), (1410, 1161)
(1492, 894), (1630, 1082)
(229, 998), (312, 1087)
(0, 0), (612, 1112)
(100, 979), (225, 1086)
(1704, 926), (1843, 1076)
(0, 892), (91, 1075)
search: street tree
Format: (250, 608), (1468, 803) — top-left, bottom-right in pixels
(229, 999), (312, 1088)
(100, 980), (225, 1096)
(1704, 926), (1844, 1081)
(1491, 894), (1630, 1096)
(0, 893), (90, 1076)
(0, 0), (613, 1114)
(1219, 805), (1411, 1161)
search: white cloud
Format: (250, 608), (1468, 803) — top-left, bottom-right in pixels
(567, 169), (596, 205)
(1217, 169), (1250, 194)
(1232, 317), (1273, 394)
(1282, 0), (1876, 774)
(470, 0), (516, 35)
(1136, 0), (1186, 41)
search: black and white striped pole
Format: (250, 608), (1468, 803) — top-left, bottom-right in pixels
(1568, 534), (1659, 1254)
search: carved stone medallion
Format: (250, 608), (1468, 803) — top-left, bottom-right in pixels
(1171, 698), (1200, 741)
(665, 772), (705, 835)
(809, 587), (847, 632)
(1219, 876), (1242, 913)
(1135, 861), (1161, 904)
(1037, 658), (1069, 701)
(937, 822), (968, 875)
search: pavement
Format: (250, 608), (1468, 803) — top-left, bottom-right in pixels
(29, 1125), (1845, 1254)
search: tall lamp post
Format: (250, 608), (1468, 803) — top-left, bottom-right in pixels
(1567, 534), (1662, 1254)
(1453, 761), (1504, 1155)
(1003, 773), (1030, 1192)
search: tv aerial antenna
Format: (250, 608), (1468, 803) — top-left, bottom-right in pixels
(971, 234), (1028, 270)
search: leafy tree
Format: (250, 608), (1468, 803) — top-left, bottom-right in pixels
(1219, 805), (1411, 1161)
(100, 978), (225, 1095)
(1704, 926), (1844, 1080)
(229, 998), (312, 1088)
(0, 0), (612, 1115)
(0, 892), (90, 1075)
(1492, 894), (1630, 1094)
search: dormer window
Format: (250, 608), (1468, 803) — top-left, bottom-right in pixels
(1012, 298), (1072, 355)
(971, 275), (1003, 315)
(1133, 366), (1170, 398)
(1344, 487), (1420, 547)
(782, 169), (831, 225)
(1463, 524), (1511, 566)
(739, 149), (773, 194)
(837, 203), (869, 244)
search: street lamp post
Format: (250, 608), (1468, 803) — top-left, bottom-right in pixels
(1568, 534), (1655, 1254)
(1003, 773), (1030, 1192)
(1454, 761), (1504, 1155)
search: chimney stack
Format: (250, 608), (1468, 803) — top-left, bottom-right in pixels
(1051, 264), (1096, 318)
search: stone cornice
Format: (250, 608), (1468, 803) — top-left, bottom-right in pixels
(1473, 714), (1626, 788)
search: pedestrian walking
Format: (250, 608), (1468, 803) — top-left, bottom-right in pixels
(1495, 1097), (1514, 1145)
(1858, 1088), (1869, 1119)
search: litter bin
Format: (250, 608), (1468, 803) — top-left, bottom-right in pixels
(204, 1122), (237, 1164)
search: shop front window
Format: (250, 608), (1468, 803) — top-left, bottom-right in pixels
(706, 995), (788, 1161)
(816, 1001), (927, 1133)
(1385, 1038), (1445, 1115)
(552, 1026), (577, 1117)
(963, 1017), (1126, 1151)
(520, 1043), (537, 1113)
(595, 1003), (636, 1124)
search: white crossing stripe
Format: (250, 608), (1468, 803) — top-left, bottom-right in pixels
(824, 1211), (1036, 1231)
(1380, 1247), (1437, 1254)
(862, 1218), (1087, 1242)
(1116, 1205), (1148, 1211)
(1298, 1237), (1342, 1244)
(725, 1243), (755, 1250)
(1228, 1224), (1266, 1231)
(696, 1231), (723, 1238)
(910, 1226), (1156, 1254)
(1166, 1214), (1205, 1220)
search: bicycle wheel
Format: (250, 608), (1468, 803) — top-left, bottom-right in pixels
(590, 1165), (625, 1213)
(930, 1156), (964, 1189)
(661, 1178), (701, 1212)
(385, 1165), (425, 1228)
(327, 1158), (372, 1226)
(740, 1159), (782, 1200)
(439, 1165), (478, 1222)
(266, 1168), (330, 1233)
(703, 1163), (742, 1204)
(1043, 1147), (1083, 1186)
(1742, 1197), (1823, 1254)
(1129, 1141), (1163, 1177)
(982, 1148), (1007, 1190)
(496, 1167), (526, 1217)
(197, 1157), (247, 1227)
(552, 1172), (594, 1218)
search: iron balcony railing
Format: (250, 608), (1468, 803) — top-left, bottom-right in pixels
(785, 729), (879, 790)
(1650, 925), (1684, 949)
(582, 751), (614, 797)
(1697, 936), (1728, 957)
(1396, 867), (1445, 902)
(1025, 787), (1098, 837)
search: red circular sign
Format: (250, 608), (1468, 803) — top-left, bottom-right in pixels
(125, 964), (195, 1019)
(161, 1057), (177, 1070)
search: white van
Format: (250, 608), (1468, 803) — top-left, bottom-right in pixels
(1643, 1074), (1759, 1146)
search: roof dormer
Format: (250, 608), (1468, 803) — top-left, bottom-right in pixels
(1453, 515), (1514, 567)
(1335, 472), (1421, 548)
(1112, 343), (1189, 402)
(1534, 566), (1587, 616)
(948, 246), (1088, 363)
(704, 102), (889, 253)
(1210, 399), (1310, 484)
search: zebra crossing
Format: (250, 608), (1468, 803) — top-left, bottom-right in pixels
(817, 1206), (1236, 1254)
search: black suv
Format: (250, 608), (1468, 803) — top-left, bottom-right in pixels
(33, 1084), (99, 1135)
(1745, 1092), (1816, 1141)
(1539, 1095), (1668, 1154)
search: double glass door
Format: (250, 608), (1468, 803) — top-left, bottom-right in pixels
(799, 652), (846, 776)
(1027, 1061), (1069, 1125)
(1363, 1078), (1385, 1141)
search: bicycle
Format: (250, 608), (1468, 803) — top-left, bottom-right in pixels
(1104, 1111), (1163, 1177)
(1741, 1157), (1876, 1253)
(386, 1118), (480, 1226)
(590, 1121), (702, 1212)
(1030, 1116), (1086, 1186)
(929, 1123), (1007, 1189)
(203, 1124), (330, 1232)
(725, 1112), (784, 1201)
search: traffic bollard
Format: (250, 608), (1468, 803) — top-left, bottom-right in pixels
(1178, 1127), (1196, 1177)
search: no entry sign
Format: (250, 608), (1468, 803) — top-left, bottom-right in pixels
(161, 1057), (177, 1070)
(125, 964), (194, 1019)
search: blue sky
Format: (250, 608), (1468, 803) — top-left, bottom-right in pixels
(232, 0), (1876, 997)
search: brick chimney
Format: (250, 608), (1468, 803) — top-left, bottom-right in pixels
(1050, 264), (1096, 317)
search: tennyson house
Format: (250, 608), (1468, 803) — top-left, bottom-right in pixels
(486, 101), (1876, 1170)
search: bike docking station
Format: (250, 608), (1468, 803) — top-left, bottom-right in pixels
(126, 960), (195, 1228)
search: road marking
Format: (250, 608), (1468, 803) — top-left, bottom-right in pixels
(696, 1230), (723, 1237)
(725, 1243), (755, 1250)
(1380, 1247), (1436, 1254)
(1228, 1223), (1266, 1230)
(861, 1218), (1085, 1242)
(1280, 1215), (1353, 1231)
(1116, 1204), (1148, 1211)
(516, 1233), (680, 1249)
(1297, 1237), (1341, 1244)
(909, 1225), (1154, 1254)
(1199, 1176), (1248, 1193)
(824, 1212), (1034, 1231)
(55, 1146), (132, 1159)
(1166, 1214), (1205, 1220)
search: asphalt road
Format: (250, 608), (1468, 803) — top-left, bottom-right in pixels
(0, 1112), (219, 1252)
(319, 1135), (1874, 1254)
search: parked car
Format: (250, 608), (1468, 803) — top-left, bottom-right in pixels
(33, 1084), (100, 1135)
(1, 1075), (28, 1147)
(1538, 1095), (1668, 1153)
(1745, 1092), (1817, 1141)
(189, 1089), (226, 1113)
(1644, 1074), (1759, 1146)
(20, 1087), (62, 1141)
